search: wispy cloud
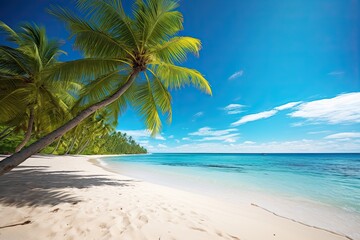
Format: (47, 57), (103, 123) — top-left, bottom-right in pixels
(192, 111), (204, 121)
(231, 93), (360, 127)
(324, 132), (360, 139)
(289, 92), (360, 125)
(328, 71), (344, 77)
(117, 129), (166, 140)
(194, 112), (204, 117)
(182, 137), (190, 141)
(157, 144), (168, 148)
(168, 135), (174, 139)
(189, 127), (239, 143)
(274, 101), (302, 111)
(231, 110), (277, 126)
(243, 141), (256, 144)
(308, 131), (331, 135)
(223, 104), (245, 115)
(231, 101), (301, 126)
(157, 139), (360, 153)
(189, 127), (238, 136)
(228, 70), (244, 80)
(196, 133), (239, 143)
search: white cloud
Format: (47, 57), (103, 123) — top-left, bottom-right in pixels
(224, 104), (244, 110)
(189, 127), (238, 136)
(274, 101), (302, 111)
(324, 132), (360, 139)
(194, 112), (204, 117)
(308, 131), (331, 135)
(156, 139), (360, 153)
(328, 71), (344, 76)
(231, 93), (360, 127)
(228, 70), (244, 80)
(243, 141), (256, 144)
(168, 135), (174, 139)
(289, 92), (360, 125)
(189, 127), (239, 143)
(197, 133), (239, 142)
(223, 104), (245, 115)
(224, 138), (237, 143)
(157, 144), (168, 148)
(192, 111), (204, 121)
(117, 129), (166, 141)
(175, 139), (180, 143)
(227, 110), (242, 115)
(182, 137), (190, 141)
(230, 101), (302, 126)
(291, 122), (305, 127)
(231, 110), (277, 126)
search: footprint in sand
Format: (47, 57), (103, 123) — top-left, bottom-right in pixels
(99, 223), (107, 229)
(191, 227), (206, 232)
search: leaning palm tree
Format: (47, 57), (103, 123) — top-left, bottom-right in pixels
(0, 22), (74, 152)
(0, 0), (211, 175)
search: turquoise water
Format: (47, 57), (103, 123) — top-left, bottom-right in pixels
(103, 153), (360, 213)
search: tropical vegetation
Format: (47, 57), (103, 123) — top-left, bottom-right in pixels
(0, 22), (146, 156)
(0, 0), (211, 175)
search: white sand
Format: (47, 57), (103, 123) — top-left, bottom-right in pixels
(0, 155), (352, 240)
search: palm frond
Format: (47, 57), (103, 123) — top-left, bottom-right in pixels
(132, 80), (161, 135)
(0, 46), (33, 75)
(75, 0), (140, 50)
(74, 70), (126, 110)
(146, 72), (172, 122)
(0, 21), (21, 45)
(134, 0), (183, 47)
(43, 58), (126, 85)
(150, 37), (201, 63)
(0, 88), (33, 123)
(151, 62), (212, 95)
(49, 6), (132, 58)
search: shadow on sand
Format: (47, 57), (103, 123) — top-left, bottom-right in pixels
(0, 166), (134, 207)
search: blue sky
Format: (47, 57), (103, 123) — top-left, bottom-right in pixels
(1, 0), (360, 152)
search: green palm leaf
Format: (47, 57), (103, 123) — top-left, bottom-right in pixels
(151, 62), (212, 95)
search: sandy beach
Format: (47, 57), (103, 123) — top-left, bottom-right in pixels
(0, 155), (352, 240)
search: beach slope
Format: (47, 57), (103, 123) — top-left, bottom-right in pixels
(0, 156), (350, 240)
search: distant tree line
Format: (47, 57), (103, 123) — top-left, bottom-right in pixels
(0, 112), (147, 155)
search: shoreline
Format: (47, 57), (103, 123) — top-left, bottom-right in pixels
(0, 155), (355, 240)
(96, 156), (359, 240)
(93, 157), (354, 240)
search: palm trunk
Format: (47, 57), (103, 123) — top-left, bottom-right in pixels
(77, 139), (90, 154)
(75, 135), (86, 154)
(51, 136), (62, 154)
(66, 136), (77, 155)
(0, 70), (139, 175)
(15, 108), (35, 152)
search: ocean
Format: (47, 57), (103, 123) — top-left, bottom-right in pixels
(100, 153), (360, 239)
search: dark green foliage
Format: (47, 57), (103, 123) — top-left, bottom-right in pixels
(0, 125), (147, 155)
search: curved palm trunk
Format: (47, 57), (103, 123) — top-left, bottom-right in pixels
(65, 136), (77, 155)
(0, 70), (139, 175)
(77, 139), (90, 154)
(15, 108), (35, 152)
(51, 136), (62, 154)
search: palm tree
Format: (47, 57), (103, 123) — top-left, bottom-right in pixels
(0, 22), (73, 152)
(0, 0), (211, 175)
